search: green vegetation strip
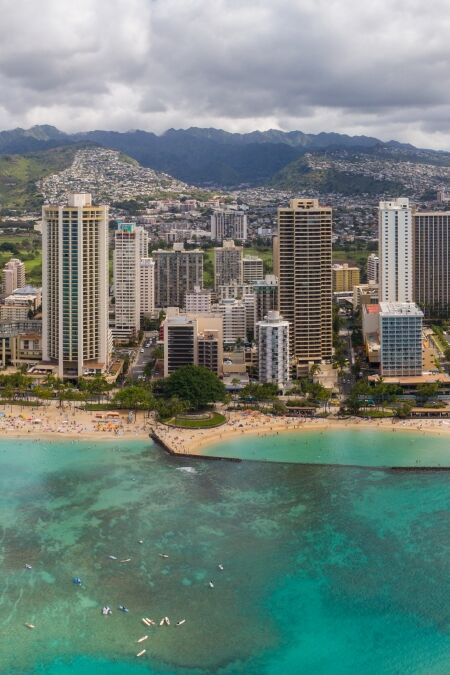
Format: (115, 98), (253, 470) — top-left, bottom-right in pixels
(164, 412), (226, 429)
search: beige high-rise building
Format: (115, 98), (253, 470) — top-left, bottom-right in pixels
(332, 263), (360, 292)
(367, 253), (379, 284)
(42, 193), (109, 377)
(214, 240), (243, 290)
(154, 243), (203, 309)
(2, 258), (25, 296)
(414, 211), (450, 318)
(113, 223), (145, 340)
(276, 199), (332, 367)
(140, 257), (155, 317)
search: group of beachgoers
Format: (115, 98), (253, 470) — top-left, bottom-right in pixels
(0, 405), (150, 438)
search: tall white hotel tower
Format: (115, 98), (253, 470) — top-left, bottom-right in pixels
(42, 193), (109, 378)
(378, 198), (413, 303)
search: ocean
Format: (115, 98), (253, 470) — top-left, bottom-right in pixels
(0, 435), (449, 674)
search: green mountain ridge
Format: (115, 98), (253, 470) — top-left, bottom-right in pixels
(0, 145), (81, 210)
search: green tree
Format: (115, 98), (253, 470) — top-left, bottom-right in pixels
(112, 385), (155, 410)
(240, 382), (278, 401)
(416, 382), (440, 404)
(162, 365), (226, 410)
(396, 402), (413, 418)
(271, 400), (288, 416)
(155, 396), (187, 420)
(79, 376), (112, 403)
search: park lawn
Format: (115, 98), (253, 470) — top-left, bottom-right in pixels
(332, 248), (370, 268)
(0, 233), (42, 286)
(165, 411), (226, 428)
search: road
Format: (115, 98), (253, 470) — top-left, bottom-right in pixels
(129, 333), (159, 380)
(129, 344), (153, 380)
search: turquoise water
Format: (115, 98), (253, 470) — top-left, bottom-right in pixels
(205, 427), (450, 466)
(0, 436), (449, 674)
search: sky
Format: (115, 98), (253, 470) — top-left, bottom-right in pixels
(1, 0), (450, 148)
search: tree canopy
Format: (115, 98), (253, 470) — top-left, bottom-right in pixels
(162, 365), (225, 410)
(111, 385), (155, 410)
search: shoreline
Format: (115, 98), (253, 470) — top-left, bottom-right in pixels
(152, 412), (450, 459)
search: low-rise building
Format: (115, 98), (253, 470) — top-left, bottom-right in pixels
(353, 282), (379, 308)
(332, 263), (360, 292)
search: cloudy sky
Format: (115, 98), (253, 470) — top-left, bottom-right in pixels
(1, 0), (450, 148)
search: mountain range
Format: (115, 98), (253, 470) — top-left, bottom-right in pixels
(1, 125), (450, 208)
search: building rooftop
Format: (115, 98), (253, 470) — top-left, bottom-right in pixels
(13, 286), (40, 296)
(365, 304), (380, 314)
(379, 302), (423, 317)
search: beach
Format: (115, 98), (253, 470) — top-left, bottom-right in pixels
(152, 410), (450, 457)
(1, 402), (450, 458)
(0, 402), (150, 440)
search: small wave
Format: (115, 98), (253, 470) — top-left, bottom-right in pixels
(176, 467), (198, 474)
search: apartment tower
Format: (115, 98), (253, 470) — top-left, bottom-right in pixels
(414, 211), (450, 318)
(332, 263), (360, 292)
(257, 310), (290, 388)
(211, 210), (248, 241)
(2, 258), (26, 296)
(140, 257), (155, 317)
(113, 223), (145, 340)
(42, 193), (109, 377)
(242, 255), (264, 284)
(276, 199), (332, 367)
(379, 198), (413, 303)
(154, 243), (203, 308)
(367, 253), (379, 284)
(214, 240), (243, 290)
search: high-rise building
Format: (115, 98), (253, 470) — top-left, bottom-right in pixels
(243, 293), (256, 339)
(253, 275), (278, 323)
(185, 285), (212, 313)
(140, 258), (155, 317)
(154, 243), (203, 308)
(2, 258), (26, 296)
(367, 253), (379, 284)
(163, 308), (223, 376)
(113, 223), (145, 340)
(242, 255), (264, 284)
(211, 210), (248, 241)
(332, 263), (360, 292)
(276, 199), (332, 367)
(217, 282), (254, 301)
(257, 310), (290, 388)
(379, 302), (423, 376)
(42, 193), (109, 377)
(379, 198), (413, 303)
(214, 240), (243, 290)
(212, 298), (246, 343)
(413, 211), (450, 318)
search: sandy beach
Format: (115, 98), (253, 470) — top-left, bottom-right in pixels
(0, 402), (151, 440)
(152, 410), (450, 457)
(1, 402), (450, 455)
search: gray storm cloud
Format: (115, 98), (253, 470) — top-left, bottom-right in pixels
(0, 0), (450, 148)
